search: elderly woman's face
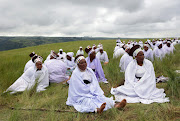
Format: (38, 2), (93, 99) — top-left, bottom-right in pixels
(136, 51), (144, 63)
(78, 59), (87, 71)
(36, 61), (42, 70)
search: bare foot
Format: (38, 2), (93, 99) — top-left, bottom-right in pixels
(97, 103), (106, 114)
(114, 99), (126, 109)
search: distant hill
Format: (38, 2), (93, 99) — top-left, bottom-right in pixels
(0, 36), (119, 51)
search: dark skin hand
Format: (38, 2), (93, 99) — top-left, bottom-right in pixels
(135, 51), (144, 66)
(78, 59), (87, 71)
(36, 61), (43, 70)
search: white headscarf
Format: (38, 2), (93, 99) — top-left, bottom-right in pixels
(133, 48), (143, 57)
(67, 52), (74, 57)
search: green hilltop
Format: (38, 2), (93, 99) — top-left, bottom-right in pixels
(0, 39), (179, 121)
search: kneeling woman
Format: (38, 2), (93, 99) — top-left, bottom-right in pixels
(111, 45), (169, 104)
(5, 55), (49, 94)
(66, 55), (126, 113)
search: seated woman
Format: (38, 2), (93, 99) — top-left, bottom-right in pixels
(143, 43), (154, 62)
(24, 51), (36, 72)
(5, 55), (49, 94)
(66, 55), (126, 113)
(65, 52), (76, 75)
(111, 45), (169, 104)
(44, 51), (69, 83)
(96, 47), (109, 65)
(85, 46), (108, 83)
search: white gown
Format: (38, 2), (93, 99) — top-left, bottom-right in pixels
(24, 59), (34, 72)
(111, 59), (169, 104)
(44, 59), (69, 83)
(96, 51), (109, 63)
(6, 65), (49, 94)
(119, 53), (133, 72)
(143, 49), (154, 62)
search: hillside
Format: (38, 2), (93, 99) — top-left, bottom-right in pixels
(0, 39), (179, 121)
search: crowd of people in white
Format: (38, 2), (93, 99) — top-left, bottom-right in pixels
(5, 37), (179, 113)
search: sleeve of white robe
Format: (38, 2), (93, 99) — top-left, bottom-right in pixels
(104, 51), (109, 62)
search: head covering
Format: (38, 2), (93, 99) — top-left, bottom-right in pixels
(85, 45), (92, 54)
(129, 45), (141, 57)
(99, 47), (103, 50)
(144, 44), (150, 48)
(67, 52), (74, 57)
(51, 50), (58, 59)
(29, 52), (36, 58)
(125, 46), (130, 51)
(76, 56), (85, 64)
(79, 46), (82, 49)
(133, 48), (143, 57)
(33, 56), (43, 64)
(59, 49), (63, 52)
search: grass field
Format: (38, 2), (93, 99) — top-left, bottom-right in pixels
(0, 39), (179, 121)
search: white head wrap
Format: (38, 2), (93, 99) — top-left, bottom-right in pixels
(50, 50), (57, 59)
(34, 56), (43, 64)
(88, 49), (95, 56)
(76, 56), (85, 64)
(79, 46), (82, 49)
(144, 44), (150, 48)
(125, 46), (130, 51)
(59, 49), (63, 52)
(133, 48), (143, 57)
(67, 52), (74, 57)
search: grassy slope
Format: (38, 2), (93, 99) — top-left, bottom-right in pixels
(0, 39), (179, 121)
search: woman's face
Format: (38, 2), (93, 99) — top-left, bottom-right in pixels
(144, 46), (148, 51)
(36, 61), (42, 70)
(78, 59), (87, 71)
(90, 51), (96, 60)
(136, 51), (144, 63)
(66, 55), (72, 61)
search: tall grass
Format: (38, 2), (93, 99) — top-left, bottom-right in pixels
(0, 39), (179, 121)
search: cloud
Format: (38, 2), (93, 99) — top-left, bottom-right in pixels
(0, 0), (179, 37)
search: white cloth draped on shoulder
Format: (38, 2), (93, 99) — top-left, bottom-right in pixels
(66, 67), (115, 113)
(24, 59), (34, 72)
(119, 53), (133, 72)
(44, 59), (69, 83)
(143, 49), (154, 61)
(6, 65), (49, 94)
(113, 48), (125, 58)
(111, 59), (169, 104)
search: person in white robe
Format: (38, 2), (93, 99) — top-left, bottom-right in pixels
(119, 47), (133, 72)
(24, 52), (36, 72)
(138, 40), (143, 48)
(44, 51), (69, 83)
(65, 52), (75, 75)
(153, 42), (165, 60)
(57, 49), (66, 62)
(143, 44), (154, 62)
(96, 47), (109, 65)
(5, 55), (49, 94)
(163, 41), (174, 55)
(111, 46), (169, 104)
(66, 55), (126, 113)
(76, 46), (84, 56)
(85, 46), (108, 83)
(114, 43), (120, 52)
(113, 47), (126, 58)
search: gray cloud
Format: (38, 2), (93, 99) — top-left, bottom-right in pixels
(0, 0), (179, 37)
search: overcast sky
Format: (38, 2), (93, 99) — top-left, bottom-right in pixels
(0, 0), (179, 38)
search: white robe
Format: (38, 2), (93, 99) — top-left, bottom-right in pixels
(6, 65), (49, 94)
(153, 47), (165, 60)
(96, 51), (109, 63)
(113, 48), (125, 58)
(111, 59), (169, 104)
(76, 50), (84, 56)
(66, 67), (115, 112)
(44, 59), (69, 83)
(57, 52), (66, 62)
(163, 45), (173, 55)
(119, 53), (133, 72)
(65, 57), (75, 70)
(143, 49), (154, 62)
(24, 59), (34, 72)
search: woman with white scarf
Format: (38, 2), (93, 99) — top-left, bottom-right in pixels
(5, 55), (49, 94)
(85, 46), (108, 83)
(24, 52), (36, 72)
(66, 55), (126, 113)
(153, 42), (165, 60)
(111, 45), (169, 104)
(143, 44), (154, 62)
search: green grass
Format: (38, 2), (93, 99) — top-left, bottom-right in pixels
(0, 39), (180, 121)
